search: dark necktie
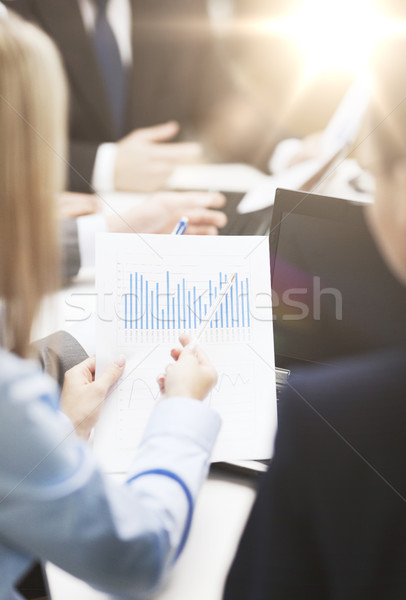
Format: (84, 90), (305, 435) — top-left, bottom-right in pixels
(92, 0), (127, 136)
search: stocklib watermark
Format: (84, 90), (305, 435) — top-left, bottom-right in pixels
(273, 276), (343, 321)
(63, 276), (343, 324)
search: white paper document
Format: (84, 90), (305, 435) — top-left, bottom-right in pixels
(94, 233), (277, 472)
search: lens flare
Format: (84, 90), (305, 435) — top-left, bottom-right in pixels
(263, 0), (405, 79)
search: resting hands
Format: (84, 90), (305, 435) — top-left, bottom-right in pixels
(115, 121), (202, 192)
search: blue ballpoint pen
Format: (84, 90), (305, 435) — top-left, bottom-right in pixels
(172, 216), (189, 235)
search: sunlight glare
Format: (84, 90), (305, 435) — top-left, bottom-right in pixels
(265, 0), (405, 79)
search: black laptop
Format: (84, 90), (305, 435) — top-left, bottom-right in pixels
(270, 188), (406, 371)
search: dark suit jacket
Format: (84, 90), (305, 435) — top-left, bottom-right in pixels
(224, 349), (406, 600)
(7, 0), (273, 192)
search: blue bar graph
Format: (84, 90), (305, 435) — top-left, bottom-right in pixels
(156, 282), (159, 330)
(140, 275), (143, 329)
(135, 273), (138, 328)
(146, 281), (148, 329)
(241, 281), (245, 327)
(246, 277), (250, 327)
(235, 274), (239, 326)
(177, 283), (181, 329)
(193, 286), (197, 328)
(230, 286), (234, 326)
(182, 279), (186, 327)
(209, 281), (213, 328)
(129, 273), (132, 329)
(167, 271), (170, 329)
(125, 271), (250, 330)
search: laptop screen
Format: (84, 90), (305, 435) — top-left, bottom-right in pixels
(270, 188), (406, 369)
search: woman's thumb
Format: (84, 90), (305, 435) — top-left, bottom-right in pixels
(97, 355), (126, 392)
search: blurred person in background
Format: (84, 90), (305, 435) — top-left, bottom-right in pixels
(224, 29), (406, 600)
(6, 0), (282, 194)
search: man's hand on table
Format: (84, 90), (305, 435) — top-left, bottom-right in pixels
(115, 121), (203, 192)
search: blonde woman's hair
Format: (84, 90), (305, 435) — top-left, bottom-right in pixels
(0, 13), (67, 357)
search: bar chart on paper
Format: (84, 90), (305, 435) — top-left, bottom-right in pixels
(121, 267), (251, 344)
(95, 234), (278, 471)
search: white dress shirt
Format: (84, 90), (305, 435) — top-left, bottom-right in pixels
(78, 0), (132, 66)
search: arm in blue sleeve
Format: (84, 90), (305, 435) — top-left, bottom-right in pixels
(0, 353), (221, 598)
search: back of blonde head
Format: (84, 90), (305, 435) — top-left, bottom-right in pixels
(0, 12), (67, 357)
